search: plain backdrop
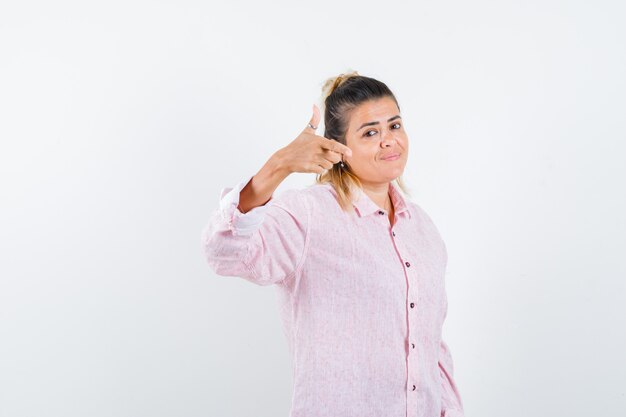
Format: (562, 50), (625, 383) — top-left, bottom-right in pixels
(1, 1), (625, 416)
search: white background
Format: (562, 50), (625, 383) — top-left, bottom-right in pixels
(1, 1), (625, 416)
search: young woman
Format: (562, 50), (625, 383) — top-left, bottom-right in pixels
(201, 71), (465, 417)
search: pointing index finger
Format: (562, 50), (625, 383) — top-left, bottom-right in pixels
(322, 137), (352, 158)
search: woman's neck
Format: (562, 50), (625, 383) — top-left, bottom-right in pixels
(361, 182), (392, 211)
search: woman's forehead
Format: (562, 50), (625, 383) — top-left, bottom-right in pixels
(348, 97), (401, 130)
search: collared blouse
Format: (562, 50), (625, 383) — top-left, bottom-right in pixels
(201, 175), (465, 417)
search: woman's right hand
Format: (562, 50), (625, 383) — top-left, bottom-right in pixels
(274, 104), (353, 175)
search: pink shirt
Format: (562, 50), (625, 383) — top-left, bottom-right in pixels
(201, 175), (465, 417)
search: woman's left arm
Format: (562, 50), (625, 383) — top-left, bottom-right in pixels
(439, 337), (464, 417)
(419, 206), (465, 416)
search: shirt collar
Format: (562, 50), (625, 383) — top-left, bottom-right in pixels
(325, 181), (411, 219)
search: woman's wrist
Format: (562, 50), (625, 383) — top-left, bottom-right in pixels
(237, 154), (290, 214)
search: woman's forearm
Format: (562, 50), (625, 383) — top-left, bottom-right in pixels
(237, 152), (291, 214)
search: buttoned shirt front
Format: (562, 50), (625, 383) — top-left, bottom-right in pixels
(201, 175), (465, 417)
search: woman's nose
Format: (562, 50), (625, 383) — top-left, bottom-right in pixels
(381, 130), (395, 147)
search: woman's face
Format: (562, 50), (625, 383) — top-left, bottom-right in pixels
(343, 96), (409, 185)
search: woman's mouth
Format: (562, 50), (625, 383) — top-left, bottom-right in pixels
(382, 153), (400, 161)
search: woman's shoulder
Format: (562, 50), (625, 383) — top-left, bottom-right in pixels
(270, 182), (334, 210)
(303, 181), (336, 196)
(272, 182), (343, 216)
(404, 198), (447, 246)
(404, 198), (439, 227)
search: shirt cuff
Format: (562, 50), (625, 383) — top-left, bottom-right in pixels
(219, 174), (276, 236)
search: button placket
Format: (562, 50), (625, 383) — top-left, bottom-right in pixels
(406, 254), (417, 401)
(386, 221), (420, 414)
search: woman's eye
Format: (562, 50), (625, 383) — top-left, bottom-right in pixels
(363, 123), (401, 138)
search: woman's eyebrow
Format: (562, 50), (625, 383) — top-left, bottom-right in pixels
(357, 115), (402, 131)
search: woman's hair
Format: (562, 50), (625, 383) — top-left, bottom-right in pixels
(314, 69), (411, 213)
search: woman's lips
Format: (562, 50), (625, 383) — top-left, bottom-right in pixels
(382, 153), (400, 161)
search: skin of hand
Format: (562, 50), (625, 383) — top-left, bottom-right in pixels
(275, 104), (353, 175)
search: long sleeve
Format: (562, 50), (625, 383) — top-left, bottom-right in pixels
(438, 292), (465, 417)
(201, 174), (310, 286)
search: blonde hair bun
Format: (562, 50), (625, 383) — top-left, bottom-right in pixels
(321, 69), (360, 102)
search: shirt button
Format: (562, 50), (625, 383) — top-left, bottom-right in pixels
(411, 343), (415, 349)
(412, 385), (416, 391)
(410, 302), (415, 308)
(405, 261), (411, 267)
(392, 231), (396, 236)
(378, 210), (384, 215)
